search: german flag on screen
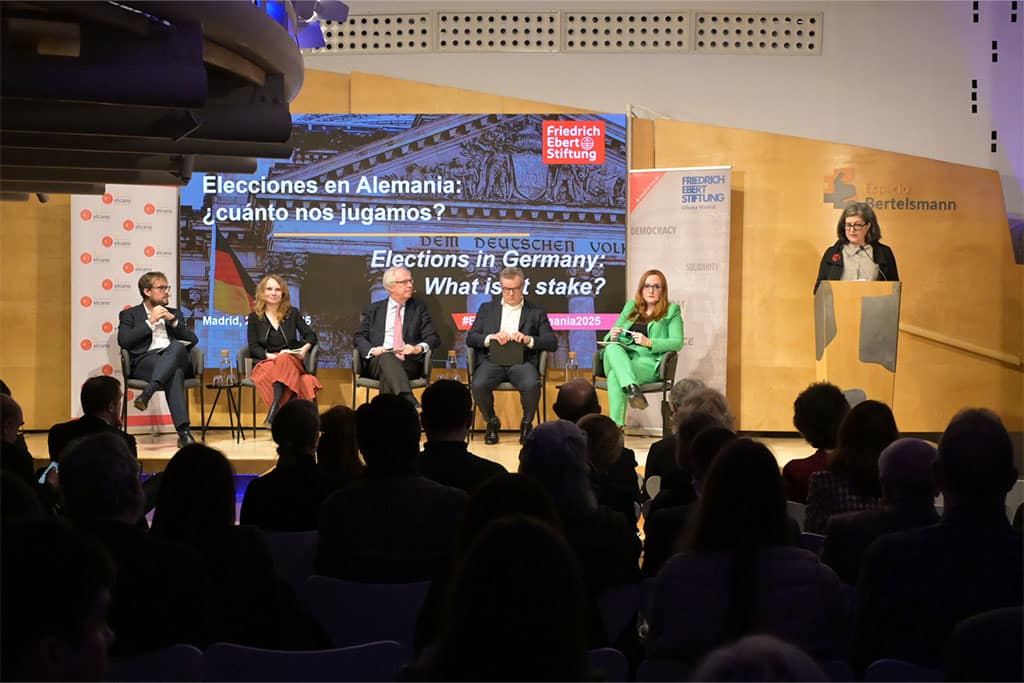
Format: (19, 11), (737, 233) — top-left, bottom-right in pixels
(213, 231), (256, 315)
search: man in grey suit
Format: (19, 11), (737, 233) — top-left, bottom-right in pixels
(467, 266), (557, 445)
(353, 267), (440, 410)
(117, 272), (198, 447)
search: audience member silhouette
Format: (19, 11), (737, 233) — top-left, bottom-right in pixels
(647, 438), (844, 665)
(414, 472), (564, 654)
(577, 413), (639, 522)
(804, 399), (898, 533)
(944, 606), (1024, 682)
(419, 380), (506, 493)
(784, 382), (850, 504)
(822, 438), (939, 584)
(854, 408), (1022, 672)
(48, 376), (137, 462)
(691, 634), (829, 682)
(152, 444), (327, 650)
(643, 377), (707, 488)
(518, 420), (641, 596)
(647, 409), (724, 515)
(1, 470), (45, 524)
(316, 404), (364, 489)
(1, 393), (35, 488)
(316, 394), (468, 582)
(410, 515), (592, 681)
(555, 378), (643, 508)
(1, 519), (115, 682)
(59, 433), (217, 655)
(240, 400), (334, 531)
(642, 425), (737, 578)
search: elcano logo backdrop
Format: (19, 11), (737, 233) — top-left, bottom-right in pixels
(628, 167), (732, 432)
(71, 185), (179, 431)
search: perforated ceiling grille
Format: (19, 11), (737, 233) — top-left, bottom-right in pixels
(436, 11), (560, 52)
(563, 13), (688, 52)
(307, 13), (432, 54)
(693, 12), (822, 55)
(303, 9), (823, 56)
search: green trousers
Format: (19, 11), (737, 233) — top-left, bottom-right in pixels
(602, 343), (661, 426)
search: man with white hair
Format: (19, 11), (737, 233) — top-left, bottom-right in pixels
(354, 266), (440, 410)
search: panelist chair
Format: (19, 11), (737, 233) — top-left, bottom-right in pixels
(119, 346), (205, 439)
(592, 349), (678, 435)
(352, 349), (432, 408)
(465, 347), (548, 439)
(238, 344), (319, 438)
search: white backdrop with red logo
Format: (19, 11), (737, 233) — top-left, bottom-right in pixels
(71, 185), (179, 432)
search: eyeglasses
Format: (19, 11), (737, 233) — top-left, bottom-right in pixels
(845, 222), (869, 231)
(642, 283), (663, 290)
(502, 286), (523, 293)
(150, 285), (172, 291)
(393, 278), (414, 286)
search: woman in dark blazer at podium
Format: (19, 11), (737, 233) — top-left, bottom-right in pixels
(814, 203), (899, 293)
(247, 274), (321, 424)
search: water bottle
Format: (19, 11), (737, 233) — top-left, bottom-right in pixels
(565, 351), (579, 382)
(217, 349), (231, 386)
(446, 350), (458, 381)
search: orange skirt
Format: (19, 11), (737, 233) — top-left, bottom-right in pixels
(250, 353), (322, 408)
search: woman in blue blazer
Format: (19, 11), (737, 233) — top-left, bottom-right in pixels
(602, 269), (684, 426)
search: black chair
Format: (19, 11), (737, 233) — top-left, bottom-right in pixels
(592, 349), (678, 434)
(351, 349), (432, 407)
(119, 346), (205, 439)
(465, 346), (547, 438)
(238, 344), (319, 437)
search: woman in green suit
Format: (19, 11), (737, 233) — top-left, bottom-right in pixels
(603, 269), (683, 426)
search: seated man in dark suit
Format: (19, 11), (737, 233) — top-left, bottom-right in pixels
(316, 394), (467, 582)
(353, 266), (440, 410)
(467, 266), (557, 444)
(117, 271), (198, 448)
(419, 379), (506, 494)
(822, 437), (940, 584)
(854, 408), (1023, 673)
(49, 376), (137, 462)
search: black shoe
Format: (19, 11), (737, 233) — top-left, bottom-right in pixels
(519, 419), (533, 444)
(484, 418), (500, 445)
(176, 429), (196, 448)
(627, 384), (649, 411)
(133, 393), (151, 412)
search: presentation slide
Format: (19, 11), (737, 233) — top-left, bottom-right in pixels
(179, 113), (627, 369)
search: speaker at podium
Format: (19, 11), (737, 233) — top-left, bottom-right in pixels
(814, 281), (902, 406)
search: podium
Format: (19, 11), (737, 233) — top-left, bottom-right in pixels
(814, 281), (902, 406)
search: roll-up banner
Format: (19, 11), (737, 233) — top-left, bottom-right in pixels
(628, 167), (731, 434)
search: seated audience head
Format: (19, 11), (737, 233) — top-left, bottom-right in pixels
(674, 410), (724, 472)
(271, 399), (320, 457)
(518, 420), (594, 512)
(878, 438), (938, 507)
(455, 473), (561, 557)
(0, 378), (10, 395)
(668, 376), (707, 418)
(577, 413), (623, 473)
(831, 399), (899, 499)
(1, 393), (23, 444)
(355, 393), (420, 477)
(430, 516), (589, 681)
(79, 376), (122, 424)
(1, 471), (45, 525)
(691, 426), (739, 489)
(688, 439), (788, 552)
(151, 444), (236, 539)
(552, 378), (601, 423)
(678, 387), (735, 430)
(60, 433), (142, 525)
(317, 405), (362, 478)
(936, 408), (1016, 505)
(1, 519), (115, 682)
(420, 379), (473, 440)
(792, 381), (849, 450)
(692, 634), (828, 682)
